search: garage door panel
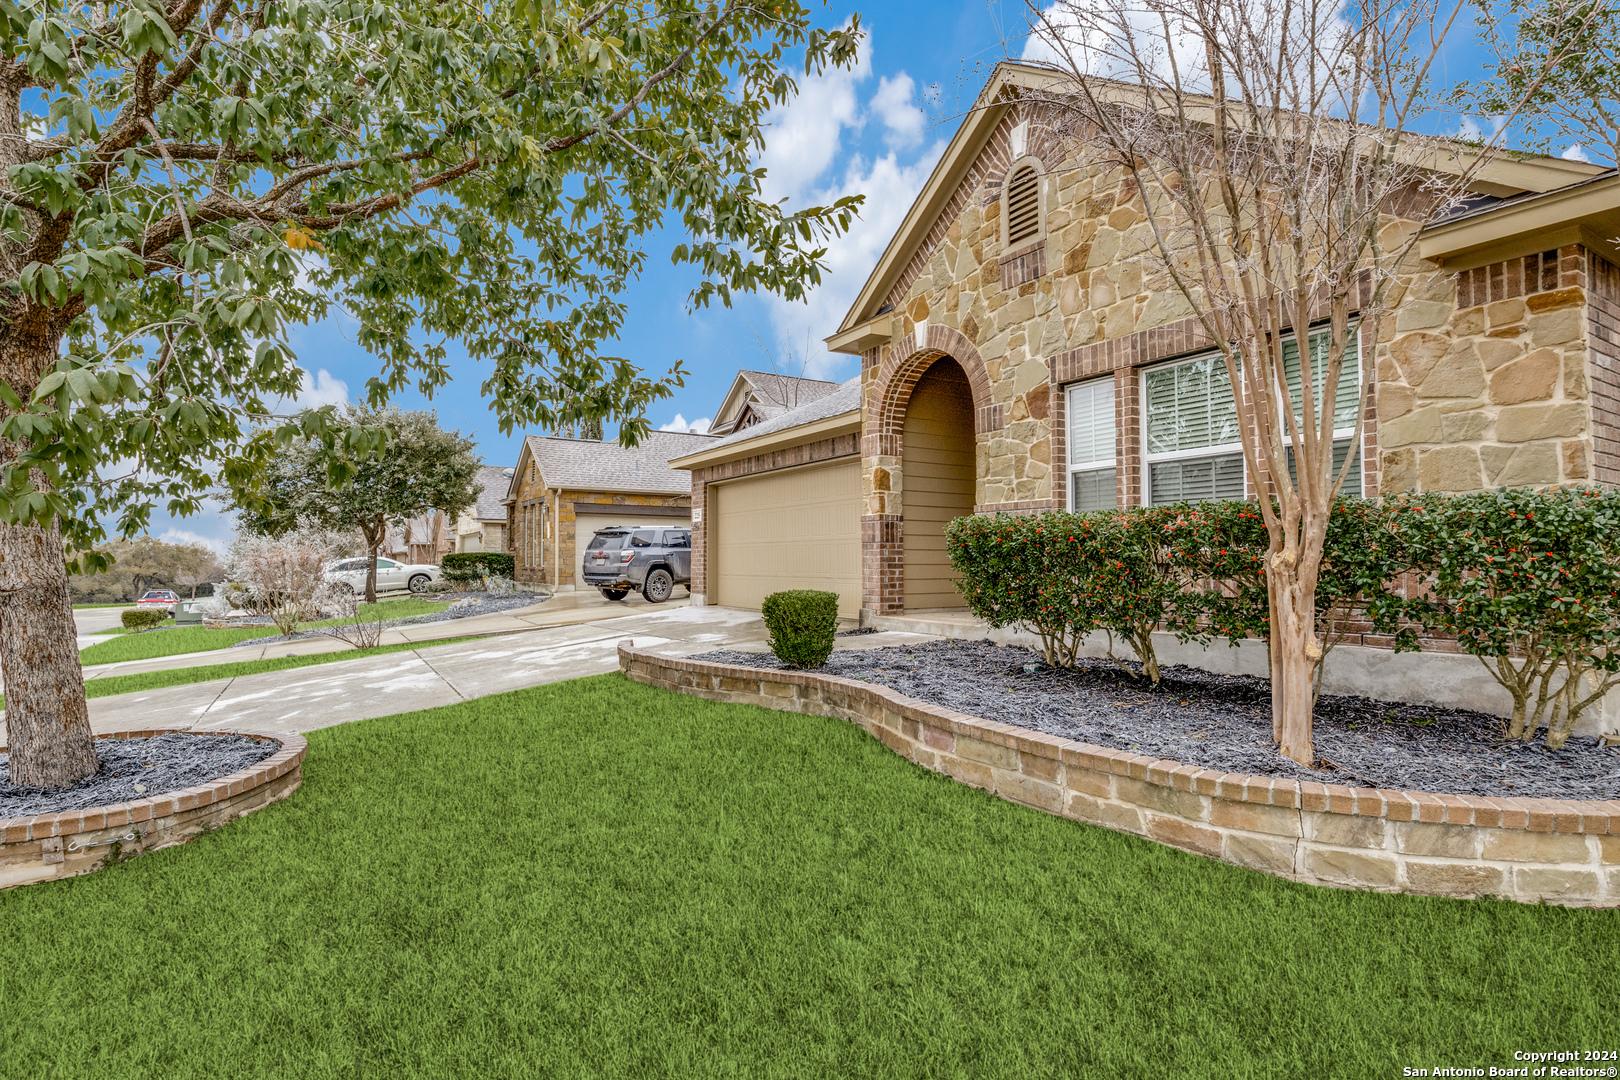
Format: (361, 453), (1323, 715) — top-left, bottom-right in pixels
(713, 461), (860, 620)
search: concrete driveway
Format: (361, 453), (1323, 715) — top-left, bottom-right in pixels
(6, 598), (937, 745)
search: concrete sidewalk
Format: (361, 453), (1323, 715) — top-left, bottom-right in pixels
(9, 604), (937, 744)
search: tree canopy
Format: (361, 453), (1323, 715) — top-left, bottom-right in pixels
(0, 0), (865, 562)
(67, 532), (221, 601)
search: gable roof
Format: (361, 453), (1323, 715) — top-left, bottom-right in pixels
(827, 61), (1609, 351)
(671, 377), (862, 471)
(470, 465), (513, 521)
(512, 430), (719, 498)
(709, 370), (842, 434)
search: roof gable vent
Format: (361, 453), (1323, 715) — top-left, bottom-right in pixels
(1006, 165), (1040, 246)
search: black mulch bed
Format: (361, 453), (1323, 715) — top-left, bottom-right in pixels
(1, 733), (279, 818)
(692, 640), (1620, 801)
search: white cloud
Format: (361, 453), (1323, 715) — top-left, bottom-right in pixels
(1562, 143), (1592, 162)
(872, 73), (926, 148)
(757, 47), (869, 203)
(660, 413), (712, 434)
(765, 141), (947, 378)
(158, 526), (229, 556)
(294, 368), (351, 410)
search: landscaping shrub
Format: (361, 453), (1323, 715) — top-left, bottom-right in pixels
(948, 498), (1423, 693)
(1400, 487), (1620, 748)
(441, 552), (515, 582)
(120, 608), (168, 631)
(761, 591), (839, 669)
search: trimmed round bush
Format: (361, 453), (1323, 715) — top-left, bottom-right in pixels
(121, 608), (169, 631)
(761, 591), (839, 669)
(440, 552), (516, 582)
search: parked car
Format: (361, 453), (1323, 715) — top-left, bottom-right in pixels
(135, 589), (179, 612)
(324, 557), (443, 596)
(581, 526), (691, 603)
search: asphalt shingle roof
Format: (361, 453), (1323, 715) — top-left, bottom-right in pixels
(734, 370), (841, 419)
(699, 377), (861, 453)
(521, 430), (719, 496)
(471, 465), (513, 520)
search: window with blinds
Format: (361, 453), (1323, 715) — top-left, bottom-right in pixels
(1066, 377), (1116, 510)
(1005, 166), (1040, 246)
(1141, 326), (1362, 505)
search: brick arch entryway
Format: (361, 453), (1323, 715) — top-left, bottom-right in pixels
(862, 324), (1000, 617)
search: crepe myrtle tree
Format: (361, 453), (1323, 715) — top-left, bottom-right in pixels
(1021, 0), (1586, 765)
(0, 0), (865, 787)
(235, 405), (482, 603)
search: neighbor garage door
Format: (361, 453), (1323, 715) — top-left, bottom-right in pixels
(574, 511), (690, 587)
(711, 460), (861, 619)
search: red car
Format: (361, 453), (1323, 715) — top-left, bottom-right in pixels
(135, 589), (178, 612)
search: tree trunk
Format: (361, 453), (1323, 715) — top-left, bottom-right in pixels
(0, 519), (98, 787)
(1269, 560), (1319, 766)
(361, 512), (384, 604)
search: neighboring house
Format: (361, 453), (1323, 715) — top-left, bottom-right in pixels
(673, 60), (1620, 648)
(455, 466), (514, 554)
(378, 511), (452, 565)
(506, 431), (718, 589)
(707, 370), (843, 436)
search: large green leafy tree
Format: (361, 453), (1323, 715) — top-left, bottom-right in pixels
(0, 0), (864, 786)
(237, 406), (482, 603)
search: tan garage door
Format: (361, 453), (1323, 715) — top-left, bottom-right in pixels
(712, 460), (861, 619)
(574, 512), (690, 587)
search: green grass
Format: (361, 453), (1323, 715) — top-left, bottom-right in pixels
(78, 598), (452, 663)
(3, 675), (1615, 1078)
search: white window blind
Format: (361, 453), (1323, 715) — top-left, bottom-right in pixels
(1143, 353), (1243, 505)
(1066, 377), (1116, 511)
(1142, 327), (1362, 505)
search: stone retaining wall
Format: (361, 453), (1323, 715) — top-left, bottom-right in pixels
(0, 729), (306, 890)
(620, 646), (1619, 907)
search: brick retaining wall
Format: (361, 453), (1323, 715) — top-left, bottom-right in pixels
(1, 730), (306, 890)
(620, 646), (1620, 907)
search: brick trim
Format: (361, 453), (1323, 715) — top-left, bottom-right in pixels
(622, 647), (1620, 908)
(1589, 249), (1620, 485)
(1, 730), (306, 890)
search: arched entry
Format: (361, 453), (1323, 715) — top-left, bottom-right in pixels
(902, 356), (976, 610)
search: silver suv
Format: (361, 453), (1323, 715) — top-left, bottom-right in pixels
(581, 525), (692, 603)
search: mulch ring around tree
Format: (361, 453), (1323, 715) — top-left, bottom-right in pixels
(0, 733), (279, 818)
(693, 640), (1620, 802)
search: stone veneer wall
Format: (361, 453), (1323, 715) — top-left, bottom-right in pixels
(621, 646), (1620, 907)
(687, 433), (860, 603)
(0, 730), (306, 890)
(852, 98), (1606, 618)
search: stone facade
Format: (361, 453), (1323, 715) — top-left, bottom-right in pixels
(622, 646), (1620, 907)
(854, 98), (1615, 618)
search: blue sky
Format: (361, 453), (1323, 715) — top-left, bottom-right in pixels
(151, 0), (1561, 552)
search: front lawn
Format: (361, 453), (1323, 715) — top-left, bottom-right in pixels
(2, 675), (1613, 1078)
(78, 598), (452, 664)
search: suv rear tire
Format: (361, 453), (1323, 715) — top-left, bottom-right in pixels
(600, 588), (629, 601)
(643, 568), (674, 604)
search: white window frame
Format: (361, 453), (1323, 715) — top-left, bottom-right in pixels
(1064, 376), (1116, 511)
(1141, 326), (1361, 505)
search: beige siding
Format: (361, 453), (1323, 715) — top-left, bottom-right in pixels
(712, 461), (861, 619)
(903, 359), (976, 610)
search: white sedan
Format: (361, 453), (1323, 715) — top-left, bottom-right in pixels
(324, 557), (443, 596)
